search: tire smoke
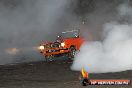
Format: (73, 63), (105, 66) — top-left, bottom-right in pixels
(71, 3), (132, 73)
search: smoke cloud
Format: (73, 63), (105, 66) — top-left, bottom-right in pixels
(0, 0), (77, 64)
(71, 3), (132, 73)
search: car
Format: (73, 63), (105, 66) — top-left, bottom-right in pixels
(38, 30), (84, 61)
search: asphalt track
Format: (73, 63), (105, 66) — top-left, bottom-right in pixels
(0, 58), (132, 88)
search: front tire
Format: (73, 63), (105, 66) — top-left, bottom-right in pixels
(68, 46), (76, 59)
(45, 56), (54, 62)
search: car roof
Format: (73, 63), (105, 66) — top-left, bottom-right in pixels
(62, 30), (79, 33)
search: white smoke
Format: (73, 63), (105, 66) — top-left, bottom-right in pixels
(0, 0), (75, 64)
(71, 3), (132, 73)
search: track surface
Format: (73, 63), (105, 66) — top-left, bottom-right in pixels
(0, 60), (132, 88)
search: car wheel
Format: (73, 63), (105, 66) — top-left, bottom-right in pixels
(45, 56), (54, 62)
(68, 46), (76, 59)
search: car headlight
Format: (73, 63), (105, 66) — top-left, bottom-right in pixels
(39, 45), (44, 50)
(61, 42), (65, 47)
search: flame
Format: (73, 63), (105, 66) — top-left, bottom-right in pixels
(81, 67), (89, 78)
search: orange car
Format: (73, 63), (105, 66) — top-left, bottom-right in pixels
(39, 30), (84, 61)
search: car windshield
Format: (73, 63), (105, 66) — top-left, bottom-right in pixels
(61, 30), (79, 39)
